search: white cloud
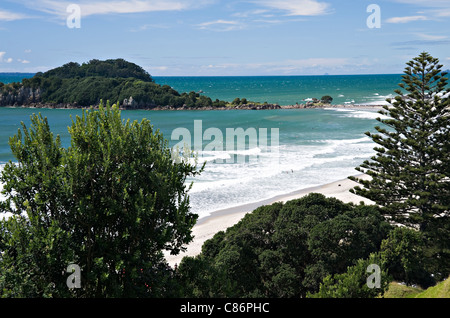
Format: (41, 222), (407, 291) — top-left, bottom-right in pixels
(391, 0), (450, 18)
(393, 0), (450, 7)
(149, 66), (168, 71)
(0, 52), (31, 64)
(22, 0), (212, 18)
(0, 52), (13, 63)
(201, 57), (351, 75)
(197, 19), (244, 31)
(0, 9), (28, 21)
(129, 23), (171, 32)
(415, 33), (447, 40)
(434, 9), (450, 17)
(386, 15), (428, 23)
(232, 9), (270, 18)
(255, 0), (331, 16)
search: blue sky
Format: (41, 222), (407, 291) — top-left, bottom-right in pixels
(0, 0), (449, 76)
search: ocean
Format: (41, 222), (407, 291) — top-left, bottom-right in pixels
(0, 73), (397, 219)
(155, 74), (401, 106)
(0, 73), (402, 106)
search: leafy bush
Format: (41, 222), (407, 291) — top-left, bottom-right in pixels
(380, 227), (435, 288)
(308, 253), (391, 298)
(0, 103), (202, 297)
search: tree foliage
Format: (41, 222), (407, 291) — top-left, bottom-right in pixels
(350, 52), (449, 236)
(380, 227), (436, 288)
(33, 59), (153, 82)
(0, 102), (201, 297)
(177, 194), (392, 298)
(1, 59), (226, 109)
(307, 253), (390, 298)
(321, 95), (333, 104)
(349, 53), (450, 280)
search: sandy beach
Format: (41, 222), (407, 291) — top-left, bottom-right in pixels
(165, 174), (373, 267)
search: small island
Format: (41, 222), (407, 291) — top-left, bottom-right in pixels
(0, 59), (379, 110)
(0, 59), (275, 110)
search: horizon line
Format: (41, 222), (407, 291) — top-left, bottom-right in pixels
(0, 72), (405, 77)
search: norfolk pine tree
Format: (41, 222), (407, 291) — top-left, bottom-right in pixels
(349, 52), (449, 276)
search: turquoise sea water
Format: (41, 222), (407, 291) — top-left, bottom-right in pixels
(0, 73), (393, 218)
(0, 72), (403, 106)
(0, 73), (34, 84)
(155, 74), (402, 106)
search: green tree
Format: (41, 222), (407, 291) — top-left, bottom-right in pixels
(182, 194), (391, 298)
(232, 97), (241, 106)
(321, 95), (333, 104)
(0, 102), (201, 297)
(380, 227), (434, 288)
(176, 255), (236, 298)
(350, 52), (450, 234)
(307, 253), (391, 298)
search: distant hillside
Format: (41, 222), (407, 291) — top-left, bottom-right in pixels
(35, 59), (153, 82)
(0, 59), (233, 109)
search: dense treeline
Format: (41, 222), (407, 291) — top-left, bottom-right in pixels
(176, 194), (393, 297)
(24, 75), (219, 108)
(32, 59), (154, 81)
(0, 59), (228, 108)
(175, 193), (445, 298)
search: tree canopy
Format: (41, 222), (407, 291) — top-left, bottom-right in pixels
(33, 59), (153, 82)
(177, 193), (392, 298)
(0, 102), (201, 297)
(0, 59), (227, 109)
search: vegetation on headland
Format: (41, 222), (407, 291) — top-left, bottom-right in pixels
(0, 59), (214, 109)
(0, 59), (283, 110)
(0, 53), (448, 298)
(0, 58), (341, 110)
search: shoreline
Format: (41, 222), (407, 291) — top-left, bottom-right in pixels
(0, 103), (386, 111)
(165, 174), (373, 267)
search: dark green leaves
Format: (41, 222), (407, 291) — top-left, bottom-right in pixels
(351, 52), (450, 231)
(0, 102), (201, 297)
(177, 194), (391, 298)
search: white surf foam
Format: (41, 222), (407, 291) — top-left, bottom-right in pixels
(186, 135), (376, 218)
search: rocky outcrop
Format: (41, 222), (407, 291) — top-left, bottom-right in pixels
(121, 96), (158, 109)
(233, 103), (281, 110)
(122, 96), (137, 108)
(0, 85), (42, 106)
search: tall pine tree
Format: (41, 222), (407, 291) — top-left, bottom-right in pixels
(350, 52), (449, 236)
